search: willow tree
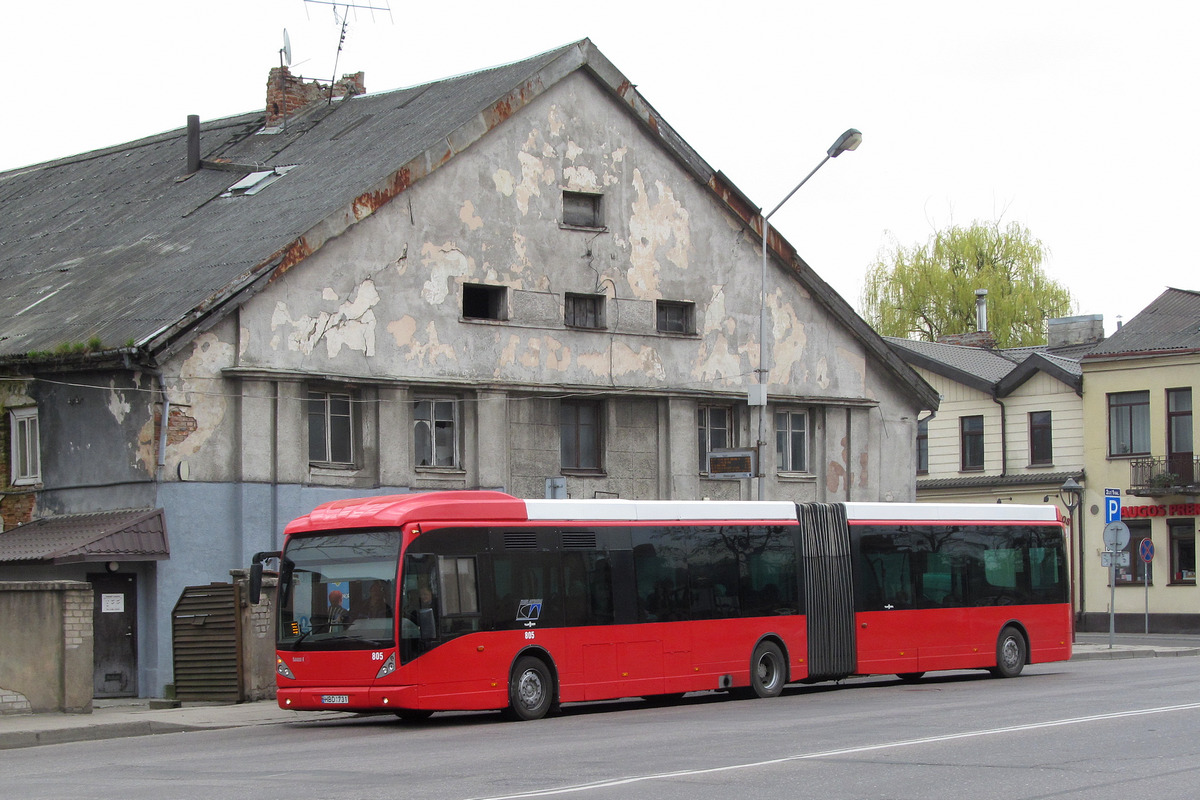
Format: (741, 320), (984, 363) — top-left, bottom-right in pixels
(860, 220), (1074, 348)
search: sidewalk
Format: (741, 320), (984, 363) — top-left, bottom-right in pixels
(0, 698), (344, 751)
(2, 633), (1197, 750)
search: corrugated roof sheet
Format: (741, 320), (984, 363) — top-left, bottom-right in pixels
(1087, 288), (1200, 357)
(0, 42), (578, 360)
(0, 508), (169, 564)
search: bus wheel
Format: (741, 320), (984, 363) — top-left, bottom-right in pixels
(395, 709), (434, 722)
(989, 626), (1026, 678)
(749, 641), (787, 698)
(506, 656), (554, 721)
(896, 672), (925, 683)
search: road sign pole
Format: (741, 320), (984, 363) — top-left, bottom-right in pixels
(1140, 537), (1155, 635)
(1102, 516), (1129, 650)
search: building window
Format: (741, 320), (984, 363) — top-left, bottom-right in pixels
(1108, 390), (1150, 456)
(414, 399), (457, 468)
(656, 300), (695, 334)
(561, 400), (602, 471)
(562, 191), (603, 228)
(1167, 388), (1194, 483)
(1114, 522), (1152, 585)
(916, 417), (929, 475)
(698, 406), (733, 473)
(1170, 521), (1196, 585)
(1029, 410), (1053, 466)
(775, 409), (808, 473)
(564, 293), (605, 329)
(308, 390), (356, 466)
(9, 407), (40, 485)
(960, 415), (984, 471)
(463, 284), (507, 321)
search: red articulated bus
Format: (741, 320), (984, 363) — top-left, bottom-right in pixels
(249, 492), (1071, 721)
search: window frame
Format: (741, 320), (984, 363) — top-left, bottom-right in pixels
(561, 191), (604, 229)
(1029, 410), (1053, 466)
(307, 389), (357, 468)
(560, 400), (603, 473)
(960, 415), (985, 471)
(1108, 390), (1150, 457)
(462, 283), (508, 321)
(9, 407), (40, 486)
(698, 405), (735, 474)
(775, 408), (809, 473)
(564, 292), (605, 330)
(1169, 521), (1196, 585)
(916, 417), (929, 475)
(1113, 522), (1153, 585)
(413, 397), (459, 469)
(656, 300), (696, 335)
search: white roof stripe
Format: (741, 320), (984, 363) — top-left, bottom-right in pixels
(522, 499), (1060, 525)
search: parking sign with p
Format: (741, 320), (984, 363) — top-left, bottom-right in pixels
(1105, 488), (1121, 524)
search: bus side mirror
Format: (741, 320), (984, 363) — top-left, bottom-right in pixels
(249, 563), (264, 604)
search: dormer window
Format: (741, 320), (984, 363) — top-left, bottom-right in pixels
(220, 165), (296, 197)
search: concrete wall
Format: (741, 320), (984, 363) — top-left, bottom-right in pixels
(0, 581), (93, 714)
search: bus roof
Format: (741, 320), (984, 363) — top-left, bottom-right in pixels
(284, 491), (1063, 534)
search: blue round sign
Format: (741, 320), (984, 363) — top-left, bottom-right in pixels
(1139, 538), (1155, 562)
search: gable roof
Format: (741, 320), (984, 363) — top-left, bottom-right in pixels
(1085, 288), (1200, 358)
(886, 336), (1086, 397)
(0, 40), (936, 409)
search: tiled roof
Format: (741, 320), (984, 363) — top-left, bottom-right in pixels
(0, 508), (168, 564)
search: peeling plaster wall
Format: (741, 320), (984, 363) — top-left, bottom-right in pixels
(221, 72), (918, 501)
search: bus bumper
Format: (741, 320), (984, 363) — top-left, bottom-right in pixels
(277, 684), (420, 712)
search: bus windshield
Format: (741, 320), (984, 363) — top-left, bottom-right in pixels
(278, 529), (401, 650)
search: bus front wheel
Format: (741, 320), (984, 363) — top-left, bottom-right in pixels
(506, 656), (554, 721)
(748, 641), (787, 698)
(989, 626), (1026, 678)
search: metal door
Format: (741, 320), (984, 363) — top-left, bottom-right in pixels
(89, 572), (138, 698)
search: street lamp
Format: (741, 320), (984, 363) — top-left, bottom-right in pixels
(1059, 477), (1084, 640)
(755, 129), (862, 500)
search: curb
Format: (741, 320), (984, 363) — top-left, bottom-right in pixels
(0, 720), (197, 750)
(1071, 647), (1200, 662)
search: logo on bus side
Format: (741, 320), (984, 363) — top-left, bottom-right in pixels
(516, 599), (543, 628)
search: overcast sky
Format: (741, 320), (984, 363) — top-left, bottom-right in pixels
(2, 1), (1194, 333)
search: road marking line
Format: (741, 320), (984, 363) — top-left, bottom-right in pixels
(470, 702), (1200, 799)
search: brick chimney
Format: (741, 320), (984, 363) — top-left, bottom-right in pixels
(266, 67), (366, 127)
(936, 289), (998, 348)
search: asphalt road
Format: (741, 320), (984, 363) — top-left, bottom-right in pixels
(2, 657), (1198, 800)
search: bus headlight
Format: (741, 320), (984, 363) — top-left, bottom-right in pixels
(276, 656), (296, 680)
(375, 652), (396, 679)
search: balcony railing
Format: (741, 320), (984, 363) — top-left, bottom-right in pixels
(1129, 455), (1199, 495)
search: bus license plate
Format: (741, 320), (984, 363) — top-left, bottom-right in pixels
(321, 694), (349, 705)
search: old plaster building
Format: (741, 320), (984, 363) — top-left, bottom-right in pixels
(0, 41), (936, 699)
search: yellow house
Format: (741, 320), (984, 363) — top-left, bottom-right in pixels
(1080, 288), (1199, 632)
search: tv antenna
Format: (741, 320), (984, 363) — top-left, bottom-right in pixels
(280, 28), (293, 67)
(302, 1), (393, 103)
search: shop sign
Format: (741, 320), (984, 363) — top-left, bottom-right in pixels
(1121, 503), (1200, 518)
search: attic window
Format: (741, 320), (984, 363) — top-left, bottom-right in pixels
(220, 165), (296, 197)
(562, 191), (603, 229)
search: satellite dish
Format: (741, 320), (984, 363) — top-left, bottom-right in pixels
(282, 28), (293, 66)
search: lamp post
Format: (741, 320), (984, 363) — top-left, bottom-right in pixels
(1059, 476), (1084, 641)
(755, 129), (862, 500)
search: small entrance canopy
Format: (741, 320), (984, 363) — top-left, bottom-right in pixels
(0, 508), (169, 564)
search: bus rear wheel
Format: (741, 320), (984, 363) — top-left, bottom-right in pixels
(989, 626), (1026, 678)
(748, 641), (786, 698)
(505, 656), (554, 721)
